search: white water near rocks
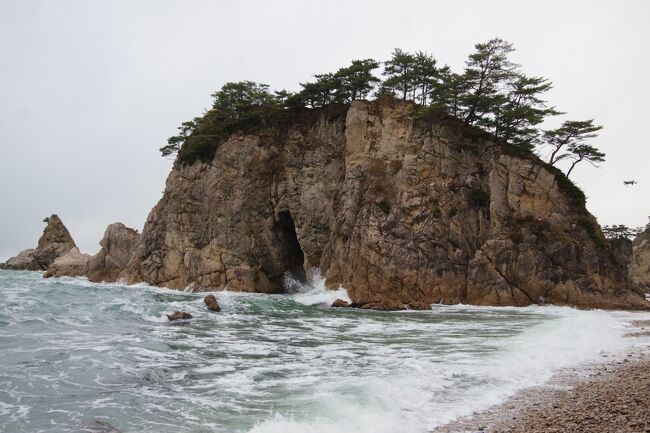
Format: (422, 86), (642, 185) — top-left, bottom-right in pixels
(0, 269), (647, 433)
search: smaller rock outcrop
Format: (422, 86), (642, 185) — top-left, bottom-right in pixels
(87, 223), (140, 282)
(167, 311), (193, 321)
(331, 299), (350, 308)
(631, 227), (650, 292)
(1, 215), (76, 271)
(43, 247), (92, 278)
(38, 221), (140, 282)
(204, 294), (221, 312)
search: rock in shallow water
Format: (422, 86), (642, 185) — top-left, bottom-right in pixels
(166, 311), (193, 321)
(331, 299), (350, 308)
(204, 294), (221, 312)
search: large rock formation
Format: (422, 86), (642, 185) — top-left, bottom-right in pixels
(631, 226), (650, 292)
(121, 98), (649, 309)
(1, 215), (76, 271)
(86, 223), (140, 282)
(42, 222), (140, 283)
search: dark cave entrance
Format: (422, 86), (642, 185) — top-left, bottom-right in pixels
(274, 211), (307, 286)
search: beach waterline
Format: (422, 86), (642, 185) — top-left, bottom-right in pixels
(0, 269), (647, 433)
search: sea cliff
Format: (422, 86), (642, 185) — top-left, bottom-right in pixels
(119, 98), (649, 309)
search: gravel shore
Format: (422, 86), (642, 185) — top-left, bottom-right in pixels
(436, 320), (650, 433)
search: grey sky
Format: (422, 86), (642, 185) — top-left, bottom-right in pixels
(1, 0), (648, 260)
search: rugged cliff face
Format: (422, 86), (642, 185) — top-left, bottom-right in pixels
(1, 215), (76, 271)
(86, 223), (140, 282)
(631, 227), (650, 291)
(121, 98), (649, 309)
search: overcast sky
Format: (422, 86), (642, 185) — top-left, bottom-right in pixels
(1, 0), (648, 260)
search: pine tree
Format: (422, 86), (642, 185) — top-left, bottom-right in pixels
(411, 51), (438, 105)
(382, 48), (417, 100)
(160, 120), (196, 157)
(428, 67), (465, 117)
(333, 59), (380, 102)
(564, 143), (606, 177)
(544, 120), (603, 166)
(493, 74), (560, 149)
(460, 38), (518, 126)
(298, 73), (338, 108)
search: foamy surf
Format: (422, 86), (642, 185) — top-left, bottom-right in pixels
(285, 270), (351, 306)
(246, 306), (644, 433)
(0, 269), (648, 433)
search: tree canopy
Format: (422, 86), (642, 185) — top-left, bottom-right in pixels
(543, 120), (604, 176)
(603, 224), (644, 240)
(162, 38), (607, 180)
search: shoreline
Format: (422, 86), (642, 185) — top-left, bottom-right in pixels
(435, 320), (650, 433)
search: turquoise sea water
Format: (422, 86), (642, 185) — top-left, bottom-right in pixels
(0, 269), (643, 433)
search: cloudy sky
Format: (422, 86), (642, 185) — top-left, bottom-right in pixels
(0, 0), (648, 260)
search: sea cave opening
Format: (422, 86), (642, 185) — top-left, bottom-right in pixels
(274, 211), (307, 287)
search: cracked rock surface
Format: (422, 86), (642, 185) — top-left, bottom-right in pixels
(120, 99), (649, 309)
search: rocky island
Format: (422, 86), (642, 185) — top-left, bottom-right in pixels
(2, 40), (648, 312)
(3, 98), (648, 310)
(2, 34), (650, 433)
(115, 97), (647, 310)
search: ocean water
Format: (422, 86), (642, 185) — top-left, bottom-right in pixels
(0, 269), (646, 433)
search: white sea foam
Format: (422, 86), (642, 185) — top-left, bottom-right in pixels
(247, 306), (649, 433)
(2, 269), (649, 433)
(286, 270), (351, 306)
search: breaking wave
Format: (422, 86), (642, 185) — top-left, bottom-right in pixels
(0, 269), (647, 433)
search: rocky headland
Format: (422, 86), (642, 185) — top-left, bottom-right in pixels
(117, 97), (647, 310)
(2, 99), (649, 310)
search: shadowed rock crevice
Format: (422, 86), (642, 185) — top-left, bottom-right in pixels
(272, 211), (306, 287)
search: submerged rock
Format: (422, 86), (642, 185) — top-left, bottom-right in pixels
(203, 294), (221, 312)
(120, 98), (649, 310)
(166, 311), (192, 321)
(331, 299), (350, 308)
(1, 215), (76, 271)
(80, 420), (123, 433)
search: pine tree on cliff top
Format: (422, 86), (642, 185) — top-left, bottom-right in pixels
(161, 39), (606, 181)
(545, 120), (603, 166)
(459, 38), (518, 127)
